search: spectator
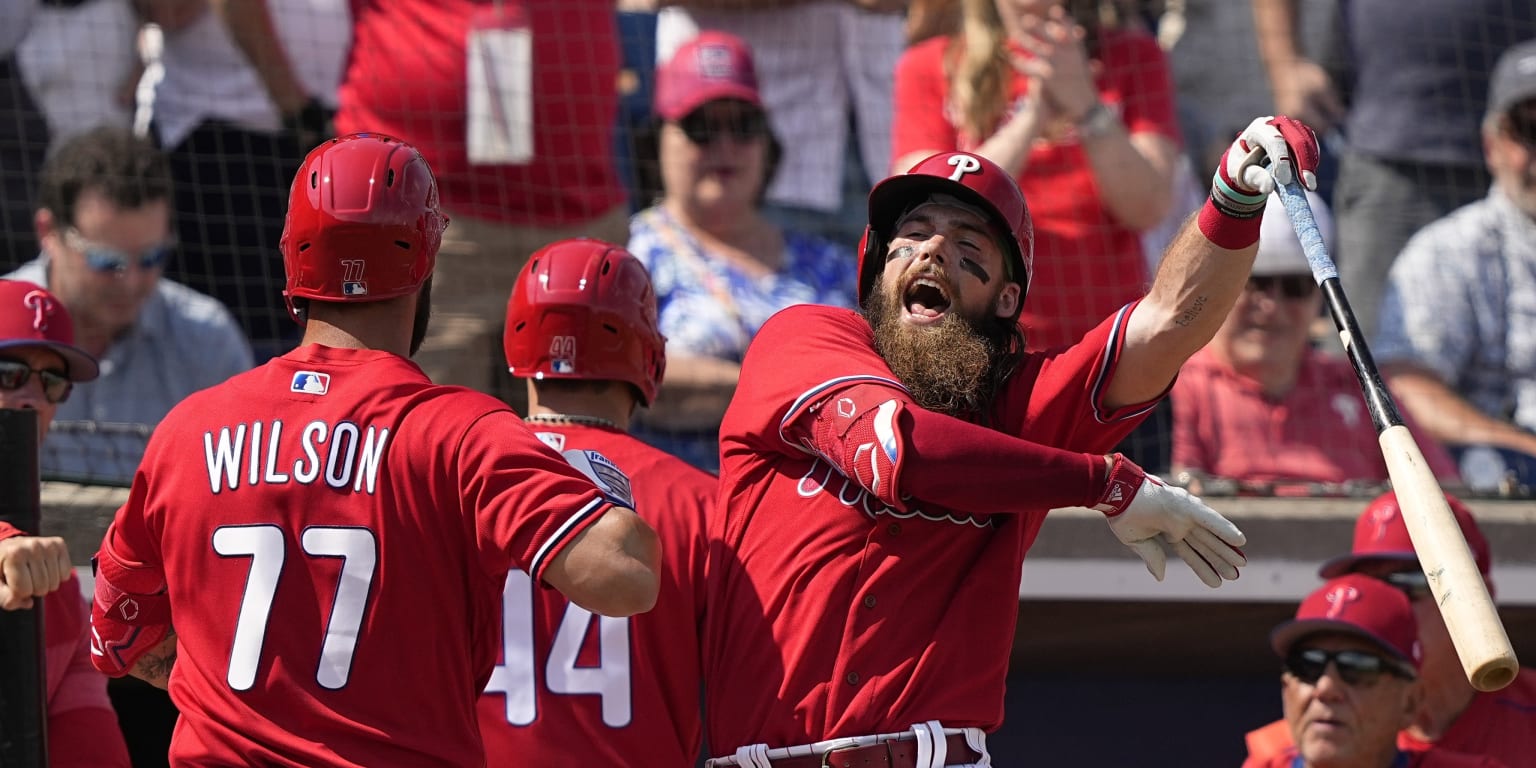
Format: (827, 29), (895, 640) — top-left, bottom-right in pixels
(336, 0), (631, 411)
(15, 0), (139, 150)
(627, 32), (857, 471)
(5, 126), (252, 485)
(1254, 0), (1536, 339)
(488, 238), (716, 766)
(656, 0), (905, 245)
(0, 278), (132, 768)
(1373, 40), (1536, 495)
(1245, 492), (1536, 766)
(0, 0), (48, 270)
(892, 0), (1182, 352)
(141, 0), (349, 361)
(1248, 573), (1505, 768)
(1171, 193), (1459, 492)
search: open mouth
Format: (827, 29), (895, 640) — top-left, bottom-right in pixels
(903, 277), (951, 323)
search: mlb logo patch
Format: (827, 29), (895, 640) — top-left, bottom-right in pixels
(551, 359), (575, 374)
(342, 282), (368, 296)
(291, 371), (331, 395)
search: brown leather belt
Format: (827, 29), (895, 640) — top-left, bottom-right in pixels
(761, 733), (982, 768)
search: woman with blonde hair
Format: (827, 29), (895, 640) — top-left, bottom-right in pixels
(891, 0), (1182, 351)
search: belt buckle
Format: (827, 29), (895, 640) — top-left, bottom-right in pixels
(819, 741), (893, 768)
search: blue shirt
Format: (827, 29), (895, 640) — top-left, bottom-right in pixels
(628, 206), (858, 362)
(8, 257), (254, 485)
(1374, 188), (1536, 433)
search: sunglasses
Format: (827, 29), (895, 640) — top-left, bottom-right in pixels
(0, 359), (72, 404)
(1382, 569), (1433, 602)
(1246, 274), (1316, 299)
(1505, 102), (1536, 146)
(65, 228), (174, 273)
(1284, 647), (1415, 687)
(677, 110), (770, 146)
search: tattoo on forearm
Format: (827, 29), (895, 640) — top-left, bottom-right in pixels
(1175, 295), (1209, 327)
(132, 630), (178, 689)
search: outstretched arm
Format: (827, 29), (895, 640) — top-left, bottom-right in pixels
(1385, 364), (1536, 458)
(786, 383), (1246, 586)
(1108, 116), (1320, 409)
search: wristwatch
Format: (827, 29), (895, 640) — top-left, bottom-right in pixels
(1075, 102), (1119, 140)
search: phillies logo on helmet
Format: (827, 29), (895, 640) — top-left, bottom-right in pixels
(946, 154), (983, 181)
(1324, 585), (1361, 618)
(22, 289), (56, 332)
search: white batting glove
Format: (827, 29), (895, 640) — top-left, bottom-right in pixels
(1211, 116), (1321, 218)
(1093, 454), (1247, 588)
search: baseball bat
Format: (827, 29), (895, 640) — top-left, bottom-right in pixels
(0, 408), (47, 767)
(1274, 179), (1519, 692)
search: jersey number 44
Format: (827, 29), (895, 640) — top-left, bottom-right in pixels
(482, 571), (634, 728)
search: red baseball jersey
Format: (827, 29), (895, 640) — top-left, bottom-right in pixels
(477, 423), (716, 767)
(702, 304), (1158, 752)
(1246, 669), (1536, 768)
(1172, 348), (1460, 486)
(92, 346), (621, 767)
(337, 0), (627, 226)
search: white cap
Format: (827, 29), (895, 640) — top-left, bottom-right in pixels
(1255, 191), (1335, 277)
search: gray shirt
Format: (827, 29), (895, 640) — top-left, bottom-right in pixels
(1342, 0), (1535, 166)
(1373, 188), (1536, 433)
(7, 257), (254, 484)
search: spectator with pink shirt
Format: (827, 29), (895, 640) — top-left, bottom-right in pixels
(1171, 193), (1459, 493)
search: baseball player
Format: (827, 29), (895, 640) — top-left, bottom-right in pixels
(1245, 492), (1536, 766)
(479, 237), (716, 767)
(701, 116), (1320, 766)
(87, 134), (662, 767)
(0, 278), (131, 767)
(1252, 574), (1506, 768)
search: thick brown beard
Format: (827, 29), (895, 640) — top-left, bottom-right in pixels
(863, 275), (1009, 417)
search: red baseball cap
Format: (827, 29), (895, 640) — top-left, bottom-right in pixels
(654, 31), (763, 121)
(1318, 491), (1491, 578)
(1270, 574), (1422, 668)
(0, 280), (98, 381)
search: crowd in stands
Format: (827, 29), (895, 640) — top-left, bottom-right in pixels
(0, 0), (1532, 491)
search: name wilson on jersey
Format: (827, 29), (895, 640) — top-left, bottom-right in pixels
(203, 420), (390, 495)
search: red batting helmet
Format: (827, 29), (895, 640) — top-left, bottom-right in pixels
(857, 151), (1033, 314)
(281, 133), (447, 323)
(504, 239), (666, 406)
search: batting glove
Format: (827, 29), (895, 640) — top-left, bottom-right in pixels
(1210, 115), (1320, 219)
(1095, 454), (1247, 588)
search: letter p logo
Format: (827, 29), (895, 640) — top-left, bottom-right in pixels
(946, 154), (983, 181)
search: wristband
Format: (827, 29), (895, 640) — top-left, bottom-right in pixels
(1197, 197), (1265, 250)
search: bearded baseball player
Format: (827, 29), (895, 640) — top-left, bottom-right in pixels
(87, 134), (661, 767)
(479, 238), (717, 767)
(701, 116), (1320, 767)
